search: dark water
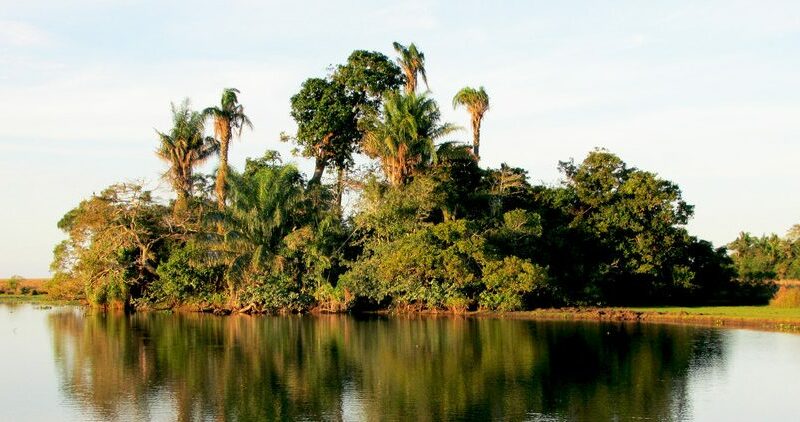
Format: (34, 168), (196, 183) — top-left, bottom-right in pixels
(1, 303), (800, 421)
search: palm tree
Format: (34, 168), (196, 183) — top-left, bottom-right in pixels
(156, 99), (218, 214)
(206, 164), (306, 296)
(363, 92), (457, 186)
(452, 86), (489, 160)
(392, 42), (428, 94)
(203, 88), (253, 210)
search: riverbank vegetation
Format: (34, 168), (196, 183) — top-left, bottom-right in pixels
(728, 227), (800, 281)
(0, 277), (47, 296)
(48, 42), (776, 313)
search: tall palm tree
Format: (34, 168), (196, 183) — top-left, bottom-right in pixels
(392, 42), (428, 94)
(363, 92), (457, 186)
(156, 99), (218, 214)
(452, 86), (489, 160)
(203, 88), (253, 210)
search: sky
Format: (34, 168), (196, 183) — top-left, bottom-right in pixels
(1, 0), (799, 278)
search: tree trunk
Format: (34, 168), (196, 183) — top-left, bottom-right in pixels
(335, 167), (345, 215)
(472, 114), (482, 161)
(308, 156), (326, 187)
(174, 190), (189, 217)
(216, 139), (229, 210)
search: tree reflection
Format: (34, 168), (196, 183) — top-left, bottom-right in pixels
(48, 311), (724, 421)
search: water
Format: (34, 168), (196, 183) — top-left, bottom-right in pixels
(1, 303), (800, 421)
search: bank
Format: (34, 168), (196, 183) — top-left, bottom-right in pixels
(504, 306), (800, 333)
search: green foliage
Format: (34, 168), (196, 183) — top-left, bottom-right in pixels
(392, 41), (427, 93)
(205, 164), (308, 290)
(452, 86), (489, 158)
(363, 91), (458, 186)
(203, 88), (253, 141)
(333, 50), (403, 112)
(313, 282), (353, 312)
(203, 87), (253, 208)
(156, 99), (218, 213)
(480, 257), (548, 311)
(342, 216), (547, 311)
(728, 231), (800, 281)
(5, 275), (22, 294)
(48, 44), (768, 312)
(149, 244), (222, 305)
(287, 77), (360, 181)
(52, 183), (173, 308)
(237, 275), (313, 313)
(354, 175), (442, 240)
(554, 150), (700, 303)
(201, 160), (347, 312)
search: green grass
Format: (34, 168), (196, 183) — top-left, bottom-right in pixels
(0, 294), (79, 305)
(628, 306), (800, 320)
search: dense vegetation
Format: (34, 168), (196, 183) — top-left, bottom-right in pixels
(49, 43), (775, 312)
(728, 227), (800, 281)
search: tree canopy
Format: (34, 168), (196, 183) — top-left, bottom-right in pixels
(50, 43), (775, 312)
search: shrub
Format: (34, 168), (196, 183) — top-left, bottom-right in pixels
(46, 274), (85, 300)
(150, 245), (222, 306)
(5, 275), (23, 294)
(770, 286), (800, 308)
(479, 256), (547, 311)
(342, 220), (485, 310)
(342, 219), (550, 311)
(238, 275), (313, 313)
(313, 283), (353, 313)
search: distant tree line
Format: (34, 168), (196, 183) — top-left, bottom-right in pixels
(49, 42), (776, 312)
(728, 227), (800, 282)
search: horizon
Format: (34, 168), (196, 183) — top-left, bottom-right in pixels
(2, 0), (799, 278)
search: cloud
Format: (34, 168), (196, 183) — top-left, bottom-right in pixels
(0, 20), (51, 46)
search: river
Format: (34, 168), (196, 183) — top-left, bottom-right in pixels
(1, 302), (799, 421)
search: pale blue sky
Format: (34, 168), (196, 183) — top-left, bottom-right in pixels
(1, 1), (799, 277)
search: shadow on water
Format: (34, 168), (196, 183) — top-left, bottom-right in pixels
(46, 309), (726, 421)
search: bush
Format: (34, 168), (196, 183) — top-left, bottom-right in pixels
(149, 245), (222, 306)
(342, 220), (549, 311)
(238, 275), (313, 313)
(342, 220), (485, 310)
(46, 274), (85, 300)
(479, 256), (547, 311)
(5, 275), (23, 294)
(313, 283), (353, 312)
(770, 286), (800, 308)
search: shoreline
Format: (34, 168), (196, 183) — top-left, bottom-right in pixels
(4, 295), (800, 334)
(501, 307), (800, 333)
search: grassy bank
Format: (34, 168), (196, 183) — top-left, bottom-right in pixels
(0, 295), (81, 305)
(0, 278), (82, 305)
(0, 278), (48, 294)
(508, 306), (800, 333)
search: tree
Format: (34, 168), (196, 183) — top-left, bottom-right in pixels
(156, 100), (218, 214)
(203, 88), (253, 209)
(52, 183), (172, 307)
(333, 50), (403, 114)
(363, 92), (457, 186)
(558, 150), (696, 303)
(287, 78), (360, 187)
(392, 42), (428, 94)
(452, 86), (489, 160)
(205, 164), (308, 295)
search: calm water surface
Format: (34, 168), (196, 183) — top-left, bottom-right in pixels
(1, 302), (800, 421)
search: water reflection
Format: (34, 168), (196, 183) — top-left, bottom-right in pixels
(46, 309), (726, 421)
